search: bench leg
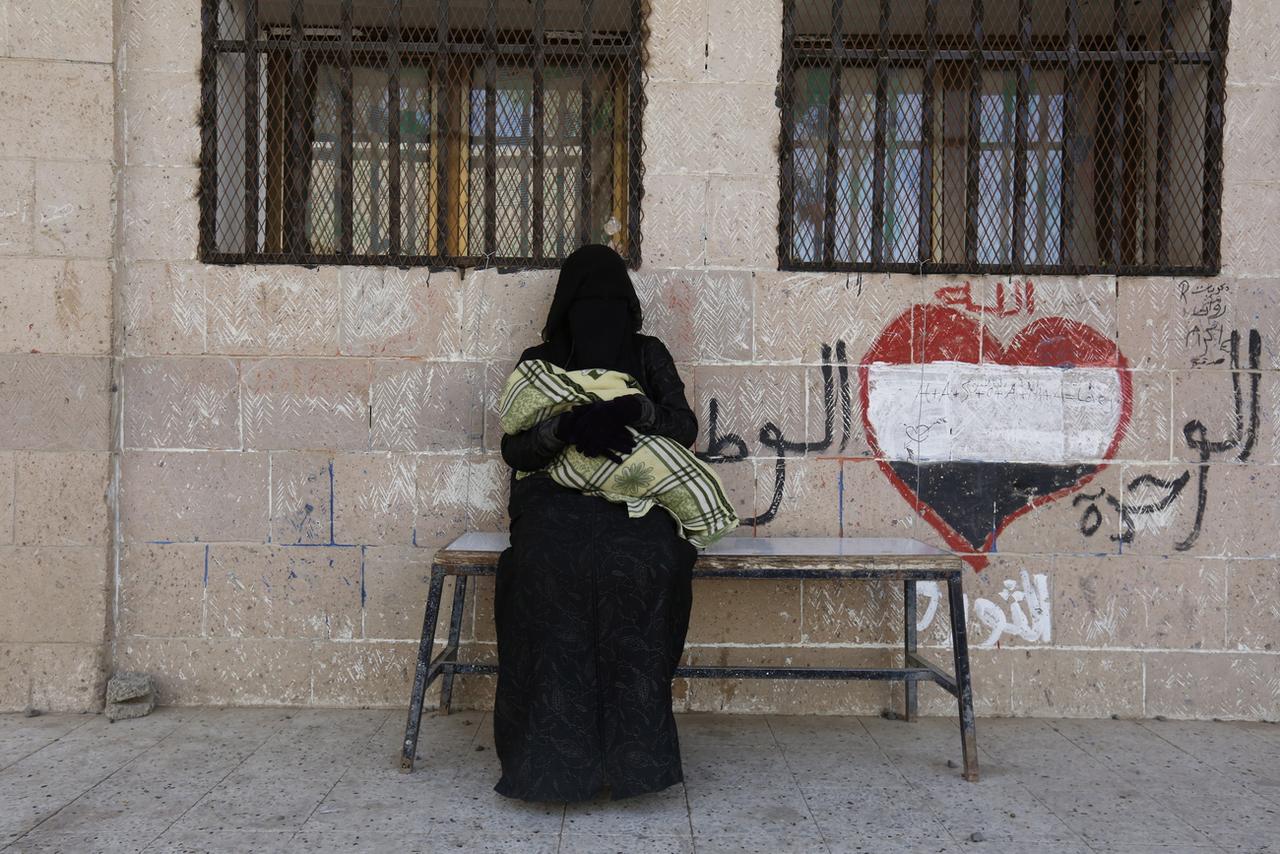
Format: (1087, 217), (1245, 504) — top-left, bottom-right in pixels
(946, 573), (979, 782)
(439, 574), (470, 716)
(400, 565), (447, 772)
(903, 579), (918, 722)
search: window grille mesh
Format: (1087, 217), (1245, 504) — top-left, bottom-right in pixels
(199, 0), (646, 268)
(779, 0), (1230, 276)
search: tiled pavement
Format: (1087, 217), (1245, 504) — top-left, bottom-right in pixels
(0, 709), (1277, 853)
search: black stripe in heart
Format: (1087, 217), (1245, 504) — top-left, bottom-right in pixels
(888, 461), (1101, 551)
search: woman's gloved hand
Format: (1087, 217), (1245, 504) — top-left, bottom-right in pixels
(597, 394), (645, 427)
(558, 400), (636, 464)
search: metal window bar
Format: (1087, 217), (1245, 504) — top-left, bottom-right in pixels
(870, 0), (889, 266)
(779, 0), (1231, 277)
(199, 0), (645, 269)
(821, 0), (843, 267)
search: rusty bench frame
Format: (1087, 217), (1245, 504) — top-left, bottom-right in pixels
(399, 535), (979, 782)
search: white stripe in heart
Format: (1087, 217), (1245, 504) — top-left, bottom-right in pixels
(865, 362), (1125, 465)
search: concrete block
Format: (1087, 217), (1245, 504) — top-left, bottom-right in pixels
(1227, 3), (1280, 84)
(704, 457), (753, 536)
(1224, 84), (1280, 190)
(104, 672), (156, 722)
(753, 457), (844, 537)
(687, 580), (801, 645)
(0, 158), (34, 255)
(894, 647), (1014, 718)
(206, 266), (341, 356)
(1173, 369), (1278, 465)
(461, 267), (556, 361)
(339, 267), (463, 357)
(414, 456), (479, 546)
(1221, 180), (1280, 276)
(0, 452), (12, 545)
(631, 268), (753, 363)
(0, 259), (111, 355)
(312, 641), (416, 706)
(360, 547), (435, 641)
(27, 642), (108, 712)
(370, 360), (483, 452)
(122, 166), (199, 262)
(1009, 650), (1144, 718)
(801, 579), (898, 646)
(645, 0), (707, 82)
(480, 358), (517, 453)
(121, 262), (208, 356)
(460, 454), (508, 533)
(6, 0), (114, 63)
(0, 355), (111, 450)
(1232, 280), (1280, 371)
(913, 555), (1054, 651)
(204, 544), (361, 640)
(639, 174), (708, 268)
(646, 82), (778, 177)
(693, 364), (808, 458)
(977, 276), (1118, 359)
(1054, 556), (1227, 650)
(706, 0), (781, 84)
(120, 451), (269, 543)
(681, 646), (892, 715)
(269, 451), (333, 546)
(0, 546), (108, 644)
(1144, 652), (1280, 720)
(241, 358), (370, 451)
(754, 271), (923, 365)
(1226, 560), (1280, 652)
(34, 156), (114, 259)
(993, 464), (1124, 557)
(123, 0), (201, 73)
(122, 357), (240, 449)
(1117, 277), (1244, 371)
(124, 71), (201, 167)
(13, 451), (110, 546)
(118, 543), (206, 639)
(1120, 463), (1280, 558)
(1119, 370), (1173, 463)
(471, 573), (495, 643)
(0, 60), (113, 160)
(706, 176), (778, 268)
(331, 453), (417, 546)
(115, 638), (313, 705)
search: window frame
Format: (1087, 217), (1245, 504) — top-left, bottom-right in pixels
(197, 0), (646, 270)
(776, 0), (1231, 277)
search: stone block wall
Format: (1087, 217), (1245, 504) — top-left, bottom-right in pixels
(0, 0), (1277, 718)
(0, 0), (117, 711)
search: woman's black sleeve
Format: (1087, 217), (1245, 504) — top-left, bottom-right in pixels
(500, 414), (567, 473)
(498, 346), (568, 472)
(637, 339), (699, 448)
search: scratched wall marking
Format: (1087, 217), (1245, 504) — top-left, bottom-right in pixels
(206, 266), (340, 353)
(865, 362), (1124, 464)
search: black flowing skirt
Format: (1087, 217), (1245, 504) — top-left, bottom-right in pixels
(493, 473), (697, 802)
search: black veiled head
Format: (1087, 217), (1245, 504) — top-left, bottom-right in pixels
(540, 244), (643, 373)
(541, 244), (642, 342)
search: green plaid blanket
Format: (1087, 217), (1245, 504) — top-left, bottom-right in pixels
(498, 359), (739, 548)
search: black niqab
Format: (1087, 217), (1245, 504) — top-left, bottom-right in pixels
(541, 244), (642, 377)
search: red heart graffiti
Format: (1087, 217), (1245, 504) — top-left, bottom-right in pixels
(858, 304), (1132, 570)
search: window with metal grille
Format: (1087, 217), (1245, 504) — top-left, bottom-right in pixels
(199, 0), (645, 268)
(779, 0), (1230, 276)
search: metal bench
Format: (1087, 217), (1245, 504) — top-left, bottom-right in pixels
(399, 533), (979, 782)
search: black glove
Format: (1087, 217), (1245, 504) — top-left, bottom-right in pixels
(598, 394), (645, 427)
(566, 400), (636, 464)
(553, 402), (594, 442)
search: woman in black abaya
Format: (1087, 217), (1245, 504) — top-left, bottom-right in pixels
(493, 244), (699, 803)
